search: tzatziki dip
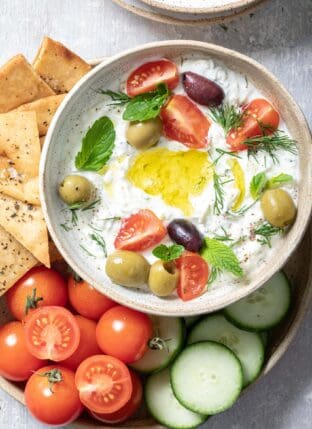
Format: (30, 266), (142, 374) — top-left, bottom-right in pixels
(58, 55), (298, 302)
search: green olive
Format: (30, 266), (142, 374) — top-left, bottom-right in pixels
(59, 175), (93, 205)
(106, 250), (150, 287)
(126, 117), (163, 150)
(148, 260), (179, 297)
(261, 189), (296, 228)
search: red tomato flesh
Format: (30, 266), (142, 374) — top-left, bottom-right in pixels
(114, 209), (166, 251)
(24, 306), (80, 361)
(126, 59), (179, 97)
(75, 355), (132, 414)
(161, 94), (211, 148)
(176, 252), (209, 301)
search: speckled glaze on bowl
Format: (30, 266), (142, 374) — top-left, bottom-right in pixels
(40, 41), (312, 317)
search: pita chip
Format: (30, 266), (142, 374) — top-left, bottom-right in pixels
(0, 225), (37, 296)
(33, 37), (91, 94)
(40, 136), (45, 147)
(0, 193), (50, 267)
(0, 111), (41, 205)
(14, 94), (66, 136)
(0, 54), (55, 113)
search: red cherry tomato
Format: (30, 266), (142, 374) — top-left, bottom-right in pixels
(227, 98), (280, 151)
(68, 275), (116, 320)
(160, 94), (211, 148)
(114, 209), (166, 251)
(96, 305), (152, 363)
(0, 321), (46, 381)
(24, 306), (80, 361)
(75, 355), (132, 414)
(90, 370), (143, 424)
(126, 59), (179, 97)
(25, 365), (83, 426)
(176, 253), (209, 301)
(61, 316), (101, 371)
(6, 266), (68, 321)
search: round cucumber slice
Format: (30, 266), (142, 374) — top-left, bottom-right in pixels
(171, 341), (243, 415)
(145, 368), (207, 429)
(131, 316), (185, 374)
(188, 313), (264, 386)
(224, 271), (291, 331)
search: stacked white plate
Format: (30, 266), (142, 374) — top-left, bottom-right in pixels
(112, 0), (268, 25)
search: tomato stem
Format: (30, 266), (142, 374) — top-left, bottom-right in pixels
(148, 337), (171, 353)
(25, 288), (44, 315)
(39, 369), (63, 393)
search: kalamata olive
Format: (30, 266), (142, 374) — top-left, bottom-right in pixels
(105, 250), (150, 287)
(148, 260), (179, 297)
(168, 219), (203, 252)
(261, 189), (297, 228)
(59, 175), (93, 205)
(182, 72), (224, 107)
(126, 117), (163, 150)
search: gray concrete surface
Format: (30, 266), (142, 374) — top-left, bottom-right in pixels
(0, 0), (311, 427)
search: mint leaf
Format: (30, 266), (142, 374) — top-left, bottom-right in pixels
(152, 244), (185, 261)
(123, 83), (170, 122)
(266, 173), (293, 189)
(250, 172), (267, 200)
(200, 237), (244, 278)
(75, 116), (115, 171)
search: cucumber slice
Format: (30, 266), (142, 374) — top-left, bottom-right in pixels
(171, 341), (243, 415)
(184, 316), (201, 329)
(260, 331), (269, 347)
(145, 368), (207, 429)
(188, 314), (264, 386)
(131, 316), (185, 374)
(224, 271), (291, 331)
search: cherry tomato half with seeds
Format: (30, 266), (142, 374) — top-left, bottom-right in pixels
(176, 252), (209, 301)
(6, 266), (68, 321)
(96, 305), (153, 363)
(160, 94), (211, 148)
(0, 321), (46, 381)
(25, 366), (83, 426)
(75, 355), (132, 414)
(126, 59), (179, 97)
(24, 306), (80, 361)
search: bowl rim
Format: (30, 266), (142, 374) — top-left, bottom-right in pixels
(40, 40), (312, 317)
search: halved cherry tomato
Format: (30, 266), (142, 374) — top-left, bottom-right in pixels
(90, 370), (143, 424)
(25, 365), (83, 426)
(6, 266), (68, 321)
(114, 209), (166, 251)
(160, 95), (211, 148)
(68, 275), (116, 320)
(24, 306), (80, 361)
(61, 316), (101, 371)
(227, 98), (280, 151)
(75, 355), (132, 414)
(0, 321), (46, 381)
(126, 59), (179, 97)
(176, 252), (209, 301)
(96, 305), (152, 363)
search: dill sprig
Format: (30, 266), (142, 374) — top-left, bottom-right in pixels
(214, 226), (233, 242)
(213, 172), (225, 215)
(245, 131), (297, 164)
(254, 222), (284, 247)
(90, 233), (107, 257)
(227, 200), (258, 217)
(79, 244), (96, 257)
(208, 266), (221, 285)
(215, 148), (241, 159)
(209, 104), (243, 134)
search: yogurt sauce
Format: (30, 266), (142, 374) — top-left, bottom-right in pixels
(63, 55), (299, 292)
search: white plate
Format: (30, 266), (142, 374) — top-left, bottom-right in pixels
(140, 0), (259, 14)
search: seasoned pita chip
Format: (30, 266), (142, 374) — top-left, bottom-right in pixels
(40, 136), (45, 147)
(0, 225), (37, 296)
(0, 193), (50, 267)
(0, 111), (41, 205)
(14, 94), (66, 136)
(33, 37), (91, 94)
(0, 54), (55, 113)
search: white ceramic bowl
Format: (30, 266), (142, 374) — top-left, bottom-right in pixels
(40, 40), (312, 316)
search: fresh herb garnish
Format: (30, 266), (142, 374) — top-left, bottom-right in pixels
(214, 227), (233, 242)
(250, 172), (267, 200)
(213, 172), (225, 215)
(79, 244), (96, 257)
(75, 116), (115, 172)
(82, 199), (101, 211)
(152, 244), (185, 261)
(60, 223), (72, 231)
(90, 233), (107, 257)
(209, 104), (243, 134)
(215, 148), (241, 159)
(266, 173), (293, 189)
(101, 83), (170, 122)
(254, 222), (284, 247)
(63, 199), (101, 228)
(207, 266), (221, 285)
(227, 200), (258, 217)
(200, 237), (244, 278)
